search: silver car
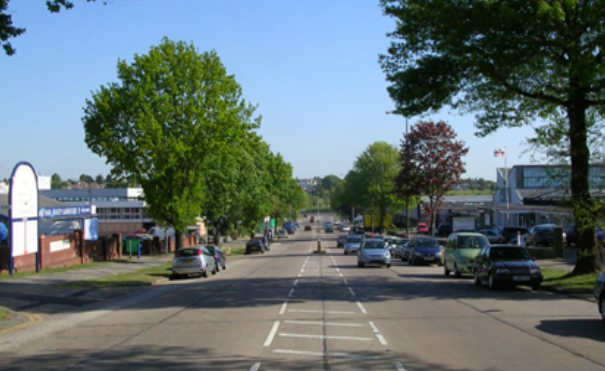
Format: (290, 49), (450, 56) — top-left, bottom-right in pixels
(172, 245), (217, 279)
(344, 235), (363, 255)
(357, 238), (391, 268)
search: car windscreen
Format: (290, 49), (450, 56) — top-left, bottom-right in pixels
(363, 241), (385, 249)
(457, 236), (489, 249)
(489, 247), (531, 261)
(347, 237), (362, 243)
(176, 248), (198, 257)
(415, 238), (438, 247)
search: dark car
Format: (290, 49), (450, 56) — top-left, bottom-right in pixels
(337, 234), (348, 248)
(565, 223), (605, 247)
(324, 222), (334, 233)
(473, 244), (543, 290)
(526, 224), (562, 247)
(210, 245), (227, 271)
(594, 273), (605, 322)
(304, 225), (312, 231)
(477, 228), (507, 244)
(502, 227), (529, 243)
(436, 223), (452, 237)
(408, 236), (443, 266)
(245, 238), (266, 254)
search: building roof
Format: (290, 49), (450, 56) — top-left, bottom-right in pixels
(0, 193), (65, 217)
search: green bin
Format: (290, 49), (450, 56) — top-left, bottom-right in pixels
(122, 238), (140, 254)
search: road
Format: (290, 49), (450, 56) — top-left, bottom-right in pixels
(0, 219), (603, 370)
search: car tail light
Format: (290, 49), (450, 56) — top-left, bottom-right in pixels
(214, 255), (217, 259)
(197, 249), (202, 256)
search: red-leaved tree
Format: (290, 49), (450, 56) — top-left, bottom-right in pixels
(396, 121), (469, 235)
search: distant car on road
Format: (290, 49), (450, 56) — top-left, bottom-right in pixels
(417, 222), (429, 234)
(246, 238), (266, 254)
(344, 235), (363, 255)
(304, 225), (312, 231)
(525, 224), (563, 247)
(324, 222), (334, 233)
(408, 236), (442, 266)
(594, 272), (605, 322)
(337, 234), (348, 248)
(394, 238), (410, 260)
(436, 223), (452, 237)
(172, 246), (217, 279)
(473, 244), (543, 290)
(358, 238), (391, 268)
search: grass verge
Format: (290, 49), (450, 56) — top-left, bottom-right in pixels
(541, 267), (599, 292)
(225, 246), (246, 256)
(0, 306), (9, 321)
(0, 261), (116, 281)
(63, 262), (173, 289)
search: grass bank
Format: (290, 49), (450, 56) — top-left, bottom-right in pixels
(0, 261), (118, 281)
(63, 262), (173, 289)
(0, 306), (9, 321)
(541, 267), (600, 292)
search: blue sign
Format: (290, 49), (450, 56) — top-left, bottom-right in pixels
(38, 206), (92, 219)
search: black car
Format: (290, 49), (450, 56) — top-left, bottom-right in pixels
(526, 224), (562, 247)
(408, 236), (442, 266)
(245, 238), (266, 254)
(502, 227), (529, 243)
(595, 272), (605, 322)
(436, 223), (452, 237)
(564, 223), (605, 247)
(473, 244), (543, 290)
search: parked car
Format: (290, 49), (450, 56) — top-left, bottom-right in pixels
(337, 234), (348, 248)
(417, 222), (429, 234)
(357, 238), (391, 268)
(394, 238), (410, 260)
(525, 224), (564, 247)
(408, 236), (442, 266)
(436, 223), (452, 237)
(277, 229), (289, 239)
(477, 228), (507, 244)
(443, 232), (490, 277)
(245, 238), (266, 254)
(387, 237), (404, 256)
(172, 246), (217, 279)
(210, 245), (227, 271)
(594, 272), (605, 322)
(344, 235), (363, 255)
(565, 223), (605, 247)
(473, 244), (543, 290)
(502, 227), (529, 243)
(324, 223), (334, 233)
(509, 233), (528, 247)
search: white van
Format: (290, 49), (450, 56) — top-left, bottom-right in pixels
(147, 226), (175, 240)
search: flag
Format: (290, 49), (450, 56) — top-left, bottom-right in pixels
(494, 148), (506, 158)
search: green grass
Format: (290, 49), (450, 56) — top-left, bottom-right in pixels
(0, 306), (9, 322)
(227, 247), (246, 256)
(445, 189), (494, 196)
(541, 267), (600, 292)
(0, 261), (116, 281)
(63, 262), (173, 289)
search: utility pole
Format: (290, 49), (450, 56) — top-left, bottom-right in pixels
(387, 110), (410, 237)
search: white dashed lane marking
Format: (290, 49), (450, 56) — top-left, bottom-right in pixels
(264, 321), (281, 347)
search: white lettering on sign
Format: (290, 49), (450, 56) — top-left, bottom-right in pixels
(50, 238), (71, 252)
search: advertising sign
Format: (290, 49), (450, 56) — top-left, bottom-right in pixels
(10, 163), (39, 260)
(84, 218), (99, 241)
(38, 206), (92, 219)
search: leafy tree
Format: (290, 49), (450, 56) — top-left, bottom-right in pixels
(351, 142), (402, 231)
(83, 38), (259, 249)
(79, 174), (94, 184)
(51, 173), (64, 189)
(396, 121), (469, 235)
(95, 174), (105, 184)
(380, 0), (605, 273)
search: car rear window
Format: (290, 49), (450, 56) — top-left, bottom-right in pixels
(176, 248), (198, 257)
(489, 247), (530, 261)
(457, 236), (489, 249)
(347, 236), (361, 243)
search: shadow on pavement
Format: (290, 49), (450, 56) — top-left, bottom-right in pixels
(536, 319), (605, 342)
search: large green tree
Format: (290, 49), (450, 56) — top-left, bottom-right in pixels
(83, 38), (259, 248)
(380, 0), (605, 273)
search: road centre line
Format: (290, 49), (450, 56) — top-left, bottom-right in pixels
(369, 321), (388, 345)
(279, 333), (372, 341)
(356, 301), (368, 314)
(283, 320), (364, 327)
(348, 287), (356, 296)
(249, 362), (261, 371)
(273, 349), (376, 360)
(343, 278), (349, 285)
(288, 288), (295, 297)
(288, 309), (356, 314)
(293, 279), (299, 286)
(279, 300), (288, 315)
(264, 321), (281, 347)
(393, 362), (407, 371)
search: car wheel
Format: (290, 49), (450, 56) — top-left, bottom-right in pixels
(212, 265), (217, 275)
(444, 261), (451, 276)
(222, 264), (226, 270)
(386, 264), (391, 268)
(454, 264), (461, 278)
(488, 274), (497, 290)
(474, 270), (481, 286)
(531, 283), (540, 291)
(357, 262), (362, 267)
(202, 266), (208, 278)
(344, 251), (348, 255)
(170, 273), (180, 280)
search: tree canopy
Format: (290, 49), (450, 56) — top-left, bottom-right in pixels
(380, 0), (605, 273)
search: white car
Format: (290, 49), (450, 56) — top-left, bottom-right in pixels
(340, 224), (351, 232)
(172, 246), (217, 279)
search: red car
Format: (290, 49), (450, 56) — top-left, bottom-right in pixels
(417, 223), (429, 234)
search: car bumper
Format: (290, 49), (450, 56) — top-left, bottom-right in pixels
(414, 255), (441, 263)
(493, 274), (543, 286)
(345, 248), (360, 254)
(172, 265), (204, 275)
(359, 257), (391, 266)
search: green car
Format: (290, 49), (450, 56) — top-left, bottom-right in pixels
(443, 232), (490, 277)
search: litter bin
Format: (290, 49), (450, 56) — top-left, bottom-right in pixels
(123, 238), (140, 254)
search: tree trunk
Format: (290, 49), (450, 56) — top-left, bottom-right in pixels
(175, 230), (182, 250)
(379, 199), (386, 232)
(568, 97), (601, 274)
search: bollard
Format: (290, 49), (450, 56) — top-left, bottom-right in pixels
(317, 240), (322, 252)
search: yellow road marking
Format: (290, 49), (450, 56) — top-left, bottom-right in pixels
(0, 312), (44, 337)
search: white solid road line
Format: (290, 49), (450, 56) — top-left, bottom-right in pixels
(343, 278), (349, 285)
(356, 301), (368, 314)
(279, 333), (372, 341)
(369, 321), (388, 346)
(393, 361), (407, 371)
(288, 288), (295, 297)
(284, 320), (364, 327)
(279, 300), (289, 315)
(273, 349), (376, 360)
(249, 362), (261, 371)
(348, 287), (356, 296)
(264, 321), (281, 347)
(293, 279), (299, 286)
(288, 309), (356, 314)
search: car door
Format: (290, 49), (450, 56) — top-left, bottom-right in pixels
(476, 247), (489, 282)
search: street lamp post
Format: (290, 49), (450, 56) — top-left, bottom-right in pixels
(494, 147), (509, 227)
(387, 110), (410, 238)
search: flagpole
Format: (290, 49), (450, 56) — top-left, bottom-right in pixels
(505, 146), (509, 227)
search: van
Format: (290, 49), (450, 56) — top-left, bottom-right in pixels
(147, 226), (175, 240)
(443, 232), (489, 277)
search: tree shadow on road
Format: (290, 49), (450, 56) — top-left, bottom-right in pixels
(536, 319), (605, 342)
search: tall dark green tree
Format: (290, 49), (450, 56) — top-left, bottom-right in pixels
(83, 38), (259, 248)
(380, 0), (605, 273)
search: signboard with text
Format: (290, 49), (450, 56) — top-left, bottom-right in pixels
(10, 162), (39, 258)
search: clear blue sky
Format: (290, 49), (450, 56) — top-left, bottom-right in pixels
(1, 0), (536, 182)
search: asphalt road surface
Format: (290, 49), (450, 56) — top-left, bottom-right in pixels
(0, 219), (603, 370)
